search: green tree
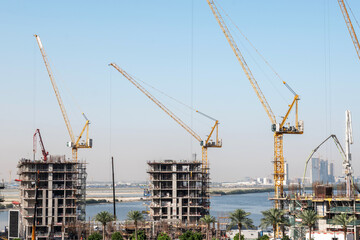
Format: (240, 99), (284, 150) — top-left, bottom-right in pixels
(179, 230), (193, 240)
(258, 235), (270, 240)
(233, 233), (244, 240)
(229, 209), (254, 240)
(333, 213), (356, 240)
(157, 232), (171, 240)
(111, 232), (124, 240)
(260, 208), (287, 237)
(281, 235), (290, 240)
(192, 232), (203, 240)
(127, 211), (144, 240)
(200, 215), (216, 240)
(89, 232), (102, 240)
(94, 211), (115, 240)
(131, 229), (146, 240)
(297, 209), (318, 240)
(179, 230), (203, 240)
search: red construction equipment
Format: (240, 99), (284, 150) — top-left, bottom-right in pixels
(33, 129), (49, 161)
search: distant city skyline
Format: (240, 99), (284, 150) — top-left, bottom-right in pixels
(0, 1), (359, 182)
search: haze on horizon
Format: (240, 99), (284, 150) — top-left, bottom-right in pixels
(0, 1), (359, 183)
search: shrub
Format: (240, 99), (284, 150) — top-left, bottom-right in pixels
(281, 235), (290, 240)
(179, 230), (203, 240)
(234, 233), (245, 240)
(131, 230), (146, 240)
(112, 232), (124, 240)
(89, 232), (102, 240)
(258, 235), (270, 240)
(157, 232), (171, 240)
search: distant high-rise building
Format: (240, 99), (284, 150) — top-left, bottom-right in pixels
(328, 163), (335, 183)
(311, 158), (332, 184)
(311, 158), (321, 183)
(320, 160), (329, 183)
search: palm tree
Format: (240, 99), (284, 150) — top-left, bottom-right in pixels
(333, 213), (356, 240)
(297, 209), (318, 240)
(200, 215), (216, 240)
(127, 210), (144, 240)
(260, 208), (287, 237)
(229, 209), (254, 240)
(94, 211), (115, 240)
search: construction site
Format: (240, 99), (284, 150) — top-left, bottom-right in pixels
(1, 0), (359, 240)
(17, 157), (86, 240)
(147, 160), (210, 223)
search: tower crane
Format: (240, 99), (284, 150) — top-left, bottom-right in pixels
(337, 0), (360, 61)
(206, 0), (303, 208)
(34, 35), (92, 162)
(109, 63), (222, 173)
(33, 129), (49, 161)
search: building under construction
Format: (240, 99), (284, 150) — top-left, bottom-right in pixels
(272, 183), (360, 240)
(17, 156), (86, 240)
(147, 160), (209, 223)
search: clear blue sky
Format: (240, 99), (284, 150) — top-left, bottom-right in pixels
(0, 1), (359, 182)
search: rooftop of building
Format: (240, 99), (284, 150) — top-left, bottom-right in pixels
(147, 159), (202, 165)
(17, 156), (86, 167)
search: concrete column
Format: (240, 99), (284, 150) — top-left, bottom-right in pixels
(48, 163), (53, 232)
(172, 164), (177, 218)
(167, 205), (171, 219)
(42, 189), (46, 225)
(179, 197), (182, 220)
(54, 198), (58, 224)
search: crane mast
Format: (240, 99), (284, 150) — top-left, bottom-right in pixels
(206, 0), (303, 214)
(34, 34), (92, 162)
(338, 0), (360, 61)
(109, 63), (221, 172)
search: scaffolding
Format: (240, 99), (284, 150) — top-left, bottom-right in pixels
(271, 183), (360, 240)
(147, 160), (210, 224)
(17, 157), (87, 240)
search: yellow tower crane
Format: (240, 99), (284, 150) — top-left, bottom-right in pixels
(338, 0), (360, 61)
(109, 63), (222, 173)
(206, 0), (303, 208)
(34, 34), (92, 162)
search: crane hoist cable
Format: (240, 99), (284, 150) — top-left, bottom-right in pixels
(131, 75), (211, 126)
(109, 63), (222, 173)
(215, 1), (295, 104)
(206, 3), (303, 236)
(215, 1), (285, 85)
(34, 34), (93, 162)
